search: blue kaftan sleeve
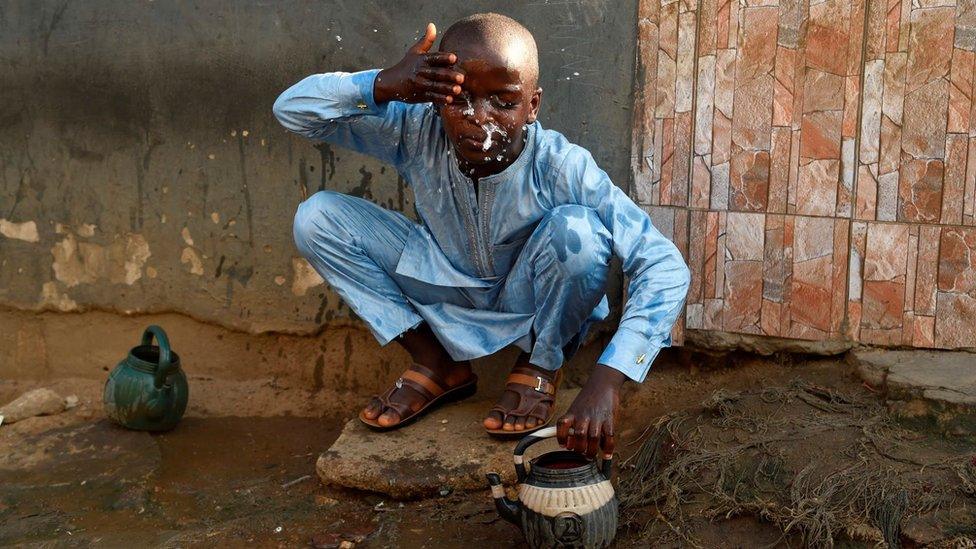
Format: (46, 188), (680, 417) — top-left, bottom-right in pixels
(558, 147), (691, 382)
(272, 69), (427, 171)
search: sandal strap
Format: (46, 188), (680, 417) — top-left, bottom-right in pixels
(401, 366), (445, 398)
(506, 371), (558, 396)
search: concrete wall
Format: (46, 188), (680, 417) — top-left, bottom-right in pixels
(0, 0), (637, 350)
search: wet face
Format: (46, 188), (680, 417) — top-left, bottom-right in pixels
(437, 42), (541, 176)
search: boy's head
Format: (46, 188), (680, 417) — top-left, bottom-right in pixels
(437, 13), (542, 169)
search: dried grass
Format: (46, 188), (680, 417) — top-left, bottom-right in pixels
(618, 380), (976, 548)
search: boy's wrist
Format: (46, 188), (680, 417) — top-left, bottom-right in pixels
(373, 68), (398, 104)
(592, 363), (628, 389)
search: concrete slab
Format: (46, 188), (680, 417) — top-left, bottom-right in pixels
(850, 349), (976, 436)
(317, 390), (578, 500)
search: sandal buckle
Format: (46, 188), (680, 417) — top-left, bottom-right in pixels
(534, 376), (546, 393)
(395, 377), (404, 389)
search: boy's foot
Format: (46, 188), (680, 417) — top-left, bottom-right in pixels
(483, 362), (561, 435)
(361, 360), (475, 429)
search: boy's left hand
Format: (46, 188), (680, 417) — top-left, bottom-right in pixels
(556, 364), (625, 459)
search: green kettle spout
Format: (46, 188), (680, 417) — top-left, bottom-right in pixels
(486, 472), (520, 526)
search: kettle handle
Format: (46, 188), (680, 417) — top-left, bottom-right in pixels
(513, 426), (614, 483)
(141, 325), (175, 389)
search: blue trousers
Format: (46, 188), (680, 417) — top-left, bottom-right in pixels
(293, 191), (612, 370)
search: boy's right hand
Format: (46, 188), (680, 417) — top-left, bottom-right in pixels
(374, 23), (464, 106)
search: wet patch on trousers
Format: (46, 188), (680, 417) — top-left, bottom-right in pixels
(550, 214), (582, 263)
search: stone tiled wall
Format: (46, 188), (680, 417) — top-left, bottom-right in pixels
(631, 0), (976, 350)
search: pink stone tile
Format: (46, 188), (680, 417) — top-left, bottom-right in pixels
(787, 129), (801, 211)
(942, 134), (969, 225)
(948, 48), (975, 134)
(915, 225), (941, 316)
(795, 159), (840, 217)
(655, 2), (678, 119)
(688, 210), (707, 304)
(838, 138), (855, 217)
(864, 222), (910, 282)
(912, 315), (936, 347)
(723, 260), (764, 334)
(935, 292), (976, 347)
(865, 0), (888, 59)
(729, 149), (771, 212)
(704, 298), (724, 330)
(715, 211), (728, 298)
(885, 0), (902, 54)
(782, 214), (796, 331)
(773, 47), (796, 126)
(731, 76), (774, 152)
(800, 111), (843, 160)
(807, 0), (851, 76)
(905, 7), (954, 94)
(847, 0), (867, 76)
(904, 224), (921, 323)
(737, 7), (779, 82)
(958, 0), (976, 52)
(761, 299), (783, 337)
(716, 0), (731, 49)
(877, 171), (900, 222)
(762, 214), (788, 304)
(768, 127), (792, 213)
(778, 0), (805, 50)
(711, 162), (730, 210)
(803, 69), (846, 114)
(695, 55), (717, 157)
(855, 164), (879, 220)
(676, 12), (698, 114)
(691, 155), (712, 209)
(686, 303), (704, 329)
(831, 219), (850, 334)
(791, 254), (834, 336)
(938, 227), (976, 294)
(843, 76), (861, 138)
(898, 158), (945, 223)
(699, 0), (719, 57)
(703, 211), (719, 298)
(882, 53), (907, 126)
(660, 117), (675, 206)
(860, 60), (885, 165)
(879, 116), (903, 176)
(671, 111), (693, 206)
(902, 311), (916, 345)
(726, 212), (766, 261)
(901, 79), (949, 160)
(965, 138), (976, 226)
(862, 280), (906, 330)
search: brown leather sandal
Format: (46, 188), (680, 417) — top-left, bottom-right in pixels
(485, 367), (563, 438)
(358, 363), (478, 431)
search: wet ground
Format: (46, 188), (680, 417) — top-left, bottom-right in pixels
(1, 352), (974, 547)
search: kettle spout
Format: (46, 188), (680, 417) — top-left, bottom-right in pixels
(485, 472), (520, 526)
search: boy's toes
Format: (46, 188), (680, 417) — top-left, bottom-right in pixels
(525, 418), (538, 429)
(502, 415), (517, 431)
(514, 417), (527, 431)
(362, 397), (384, 420)
(376, 409), (402, 428)
(483, 411), (505, 430)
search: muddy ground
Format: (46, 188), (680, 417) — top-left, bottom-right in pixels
(2, 350), (974, 548)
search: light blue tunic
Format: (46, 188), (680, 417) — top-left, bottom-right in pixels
(274, 69), (690, 382)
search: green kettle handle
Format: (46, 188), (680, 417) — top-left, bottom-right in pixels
(141, 325), (175, 389)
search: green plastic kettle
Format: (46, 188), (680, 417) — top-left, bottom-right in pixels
(103, 325), (188, 431)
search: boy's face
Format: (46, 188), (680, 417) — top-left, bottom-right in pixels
(437, 41), (542, 169)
